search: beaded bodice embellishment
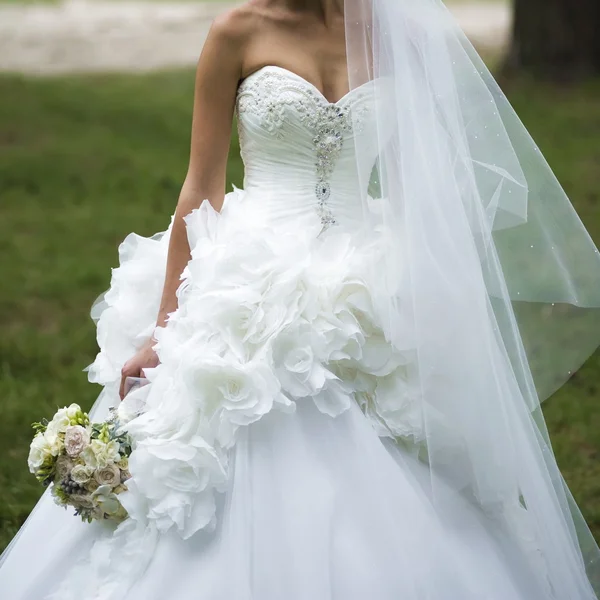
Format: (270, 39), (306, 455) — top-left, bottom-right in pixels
(237, 66), (370, 233)
(313, 104), (352, 230)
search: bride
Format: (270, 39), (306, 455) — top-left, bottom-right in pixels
(2, 0), (600, 598)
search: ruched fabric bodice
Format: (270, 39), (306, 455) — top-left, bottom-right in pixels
(236, 66), (378, 232)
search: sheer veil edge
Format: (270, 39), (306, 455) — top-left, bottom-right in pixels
(344, 0), (600, 596)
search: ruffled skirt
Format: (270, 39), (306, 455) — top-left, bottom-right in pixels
(0, 189), (554, 599)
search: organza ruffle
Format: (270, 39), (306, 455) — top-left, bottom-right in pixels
(115, 187), (429, 532)
(45, 187), (430, 598)
(0, 185), (575, 599)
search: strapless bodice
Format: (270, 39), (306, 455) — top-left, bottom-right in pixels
(236, 66), (379, 231)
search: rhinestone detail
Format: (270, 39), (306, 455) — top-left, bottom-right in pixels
(236, 68), (370, 233)
(313, 104), (352, 231)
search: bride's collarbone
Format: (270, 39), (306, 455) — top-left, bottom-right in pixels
(241, 44), (350, 104)
(242, 64), (350, 104)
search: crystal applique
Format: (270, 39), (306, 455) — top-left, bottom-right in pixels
(316, 181), (331, 201)
(312, 104), (353, 231)
(236, 68), (371, 231)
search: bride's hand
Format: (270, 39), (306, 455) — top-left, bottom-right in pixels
(119, 338), (160, 400)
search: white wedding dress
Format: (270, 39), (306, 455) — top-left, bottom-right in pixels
(0, 66), (576, 600)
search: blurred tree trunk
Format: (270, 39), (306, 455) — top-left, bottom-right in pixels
(505, 0), (600, 79)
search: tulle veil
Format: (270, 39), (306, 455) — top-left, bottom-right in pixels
(344, 0), (600, 596)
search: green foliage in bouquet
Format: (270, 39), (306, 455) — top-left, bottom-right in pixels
(28, 404), (133, 523)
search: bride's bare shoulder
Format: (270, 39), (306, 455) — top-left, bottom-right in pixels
(206, 2), (269, 48)
(200, 1), (284, 78)
(197, 3), (266, 80)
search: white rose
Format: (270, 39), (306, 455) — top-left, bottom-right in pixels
(201, 293), (301, 349)
(44, 431), (63, 456)
(185, 354), (292, 446)
(284, 346), (314, 374)
(81, 446), (96, 468)
(94, 464), (121, 488)
(216, 360), (283, 419)
(66, 404), (81, 419)
(372, 369), (425, 442)
(273, 325), (351, 417)
(64, 425), (90, 457)
(81, 439), (120, 469)
(70, 464), (92, 485)
(282, 346), (324, 395)
(48, 408), (70, 434)
(274, 329), (328, 398)
(27, 434), (53, 473)
(92, 485), (122, 516)
(356, 329), (404, 377)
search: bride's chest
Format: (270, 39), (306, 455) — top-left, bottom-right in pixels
(236, 67), (374, 147)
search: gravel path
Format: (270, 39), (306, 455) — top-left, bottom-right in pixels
(0, 0), (510, 75)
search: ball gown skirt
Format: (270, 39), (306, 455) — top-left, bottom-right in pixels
(0, 66), (589, 599)
(0, 193), (556, 600)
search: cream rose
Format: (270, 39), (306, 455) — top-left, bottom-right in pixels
(64, 425), (90, 457)
(70, 464), (92, 485)
(55, 455), (74, 481)
(94, 464), (121, 488)
(85, 479), (100, 493)
(69, 494), (95, 510)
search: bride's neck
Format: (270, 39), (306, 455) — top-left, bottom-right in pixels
(278, 0), (344, 24)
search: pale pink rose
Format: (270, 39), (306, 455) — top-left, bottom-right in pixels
(63, 425), (90, 457)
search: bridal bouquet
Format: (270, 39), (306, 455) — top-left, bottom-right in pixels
(28, 403), (132, 523)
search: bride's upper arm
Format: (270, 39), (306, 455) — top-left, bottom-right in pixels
(183, 9), (250, 211)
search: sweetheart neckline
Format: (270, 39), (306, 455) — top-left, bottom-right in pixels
(237, 65), (373, 106)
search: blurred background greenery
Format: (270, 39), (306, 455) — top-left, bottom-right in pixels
(0, 0), (599, 553)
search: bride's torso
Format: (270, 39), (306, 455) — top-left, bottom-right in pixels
(235, 66), (379, 232)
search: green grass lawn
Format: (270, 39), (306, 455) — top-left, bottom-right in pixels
(0, 69), (599, 554)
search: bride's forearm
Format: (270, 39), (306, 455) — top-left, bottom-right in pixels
(154, 189), (220, 332)
(155, 209), (190, 331)
(151, 12), (239, 337)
